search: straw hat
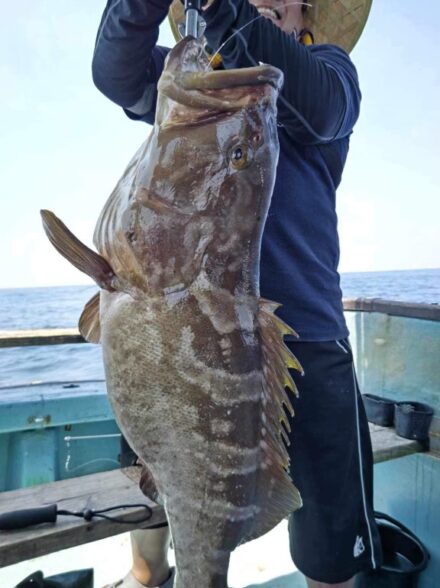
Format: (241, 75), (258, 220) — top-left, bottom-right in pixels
(169, 0), (372, 53)
(303, 0), (372, 52)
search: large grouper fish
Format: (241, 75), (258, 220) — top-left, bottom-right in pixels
(41, 38), (302, 588)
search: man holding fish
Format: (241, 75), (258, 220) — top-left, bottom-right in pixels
(92, 1), (380, 587)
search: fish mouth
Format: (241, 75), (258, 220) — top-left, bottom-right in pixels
(171, 64), (283, 91)
(157, 38), (283, 122)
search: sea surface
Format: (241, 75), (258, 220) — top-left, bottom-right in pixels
(0, 268), (438, 388)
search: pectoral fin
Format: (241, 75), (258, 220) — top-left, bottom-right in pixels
(41, 210), (116, 291)
(79, 292), (101, 343)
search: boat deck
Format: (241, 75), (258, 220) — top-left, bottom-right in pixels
(0, 424), (422, 586)
(0, 518), (305, 588)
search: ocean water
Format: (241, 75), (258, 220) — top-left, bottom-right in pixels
(0, 284), (103, 388)
(0, 268), (438, 388)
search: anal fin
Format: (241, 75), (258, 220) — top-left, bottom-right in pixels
(139, 462), (161, 504)
(243, 467), (302, 544)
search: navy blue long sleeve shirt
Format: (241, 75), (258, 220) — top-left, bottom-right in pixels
(92, 0), (361, 341)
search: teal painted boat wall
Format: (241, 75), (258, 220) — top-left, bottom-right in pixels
(345, 311), (440, 413)
(0, 421), (121, 491)
(346, 311), (440, 587)
(374, 453), (440, 588)
(0, 381), (120, 491)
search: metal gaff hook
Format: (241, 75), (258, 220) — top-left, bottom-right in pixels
(182, 0), (208, 38)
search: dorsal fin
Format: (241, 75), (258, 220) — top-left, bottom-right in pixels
(40, 210), (116, 291)
(79, 292), (101, 343)
(243, 299), (303, 542)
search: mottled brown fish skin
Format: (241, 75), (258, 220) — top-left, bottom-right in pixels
(100, 290), (263, 585)
(42, 38), (302, 588)
(96, 40), (297, 588)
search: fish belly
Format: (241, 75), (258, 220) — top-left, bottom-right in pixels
(100, 290), (265, 586)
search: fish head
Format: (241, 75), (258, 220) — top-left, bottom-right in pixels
(104, 39), (283, 295)
(154, 38), (283, 207)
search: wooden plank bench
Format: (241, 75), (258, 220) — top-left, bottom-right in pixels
(369, 423), (422, 462)
(0, 425), (422, 568)
(0, 466), (166, 568)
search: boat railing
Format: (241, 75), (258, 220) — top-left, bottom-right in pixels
(342, 298), (440, 321)
(0, 298), (439, 349)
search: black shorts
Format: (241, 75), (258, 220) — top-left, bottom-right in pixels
(286, 338), (382, 583)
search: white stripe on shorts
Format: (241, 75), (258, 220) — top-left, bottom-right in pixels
(335, 339), (378, 569)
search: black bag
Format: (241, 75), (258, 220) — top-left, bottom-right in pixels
(355, 513), (429, 588)
(15, 569), (93, 588)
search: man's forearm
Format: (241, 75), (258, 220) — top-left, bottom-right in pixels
(92, 0), (172, 108)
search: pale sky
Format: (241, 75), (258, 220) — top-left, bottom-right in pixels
(0, 0), (439, 288)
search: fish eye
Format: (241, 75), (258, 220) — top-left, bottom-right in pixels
(229, 144), (252, 170)
(232, 147), (243, 160)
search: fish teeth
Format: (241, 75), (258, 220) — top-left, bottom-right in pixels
(257, 6), (280, 20)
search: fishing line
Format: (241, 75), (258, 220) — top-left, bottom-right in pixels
(64, 434), (121, 441)
(224, 28), (335, 142)
(64, 453), (121, 474)
(208, 1), (312, 67)
(0, 378), (105, 391)
(64, 433), (121, 473)
(208, 1), (339, 143)
(56, 504), (153, 525)
(0, 503), (154, 530)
